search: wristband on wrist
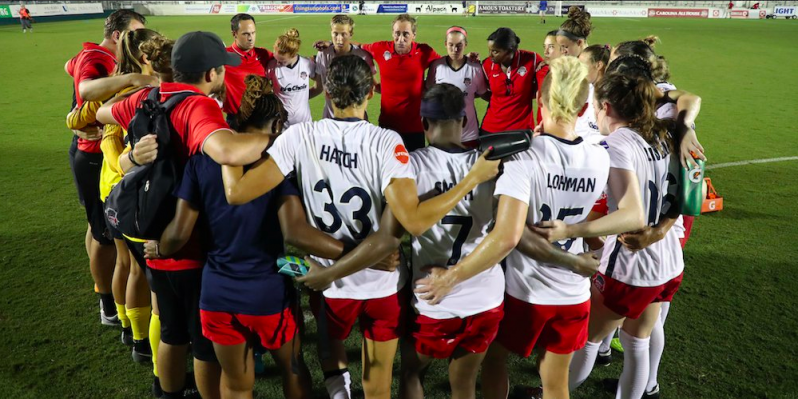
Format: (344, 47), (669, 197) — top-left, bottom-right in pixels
(128, 151), (142, 167)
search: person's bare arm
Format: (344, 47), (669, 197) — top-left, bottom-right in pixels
(384, 151), (499, 236)
(221, 157), (286, 205)
(79, 74), (158, 102)
(278, 195), (346, 260)
(309, 73), (324, 99)
(516, 227), (599, 277)
(202, 130), (274, 167)
(143, 199), (199, 259)
(296, 206), (404, 291)
(415, 195), (527, 304)
(619, 214), (678, 251)
(533, 168), (646, 241)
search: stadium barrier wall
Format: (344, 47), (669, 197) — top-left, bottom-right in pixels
(0, 3), (105, 25)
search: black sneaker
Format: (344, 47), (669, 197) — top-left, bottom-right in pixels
(643, 384), (661, 399)
(510, 385), (543, 399)
(595, 349), (612, 367)
(121, 327), (134, 346)
(152, 377), (162, 398)
(132, 339), (152, 363)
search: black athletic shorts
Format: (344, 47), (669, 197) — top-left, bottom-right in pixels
(148, 267), (217, 362)
(399, 132), (427, 152)
(73, 150), (113, 245)
(69, 135), (84, 207)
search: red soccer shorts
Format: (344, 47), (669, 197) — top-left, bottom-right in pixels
(411, 305), (504, 359)
(593, 272), (684, 319)
(309, 290), (407, 342)
(680, 215), (695, 248)
(200, 307), (297, 350)
(496, 295), (590, 356)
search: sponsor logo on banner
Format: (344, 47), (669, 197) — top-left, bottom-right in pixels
(259, 4), (293, 13)
(210, 4), (221, 14)
(774, 6), (796, 16)
(0, 5), (12, 18)
(730, 9), (750, 18)
(8, 2), (103, 17)
(478, 4), (526, 14)
(184, 4), (212, 14)
(378, 4), (409, 13)
(410, 4), (462, 14)
(294, 4), (349, 13)
(648, 8), (709, 18)
(587, 7), (648, 17)
(546, 4), (584, 15)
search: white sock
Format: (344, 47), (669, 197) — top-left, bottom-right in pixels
(646, 318), (665, 393)
(659, 301), (671, 326)
(616, 330), (650, 399)
(324, 370), (351, 399)
(569, 340), (600, 391)
(599, 330), (615, 353)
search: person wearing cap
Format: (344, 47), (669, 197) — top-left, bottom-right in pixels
(97, 31), (277, 399)
(222, 13), (274, 129)
(425, 26), (487, 148)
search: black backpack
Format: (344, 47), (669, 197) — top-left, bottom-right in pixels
(104, 88), (198, 240)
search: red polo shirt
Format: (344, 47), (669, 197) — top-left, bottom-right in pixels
(223, 43), (273, 115)
(481, 50), (548, 133)
(361, 41), (440, 134)
(110, 82), (231, 271)
(67, 42), (117, 153)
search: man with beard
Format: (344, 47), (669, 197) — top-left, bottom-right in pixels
(222, 13), (274, 129)
(97, 31), (275, 399)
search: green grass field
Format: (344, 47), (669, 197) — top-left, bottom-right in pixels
(1, 13), (798, 399)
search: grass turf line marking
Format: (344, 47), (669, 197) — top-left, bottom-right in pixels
(257, 16), (301, 24)
(706, 156), (798, 170)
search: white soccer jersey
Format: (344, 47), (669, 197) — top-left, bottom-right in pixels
(316, 45), (376, 119)
(268, 118), (415, 299)
(427, 57), (488, 143)
(494, 134), (610, 305)
(599, 127), (684, 287)
(266, 56), (316, 128)
(575, 84), (602, 144)
(655, 82), (678, 121)
(410, 147), (504, 319)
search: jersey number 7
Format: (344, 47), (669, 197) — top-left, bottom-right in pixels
(441, 215), (474, 266)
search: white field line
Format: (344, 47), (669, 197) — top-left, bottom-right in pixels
(706, 156), (798, 170)
(256, 16), (301, 24)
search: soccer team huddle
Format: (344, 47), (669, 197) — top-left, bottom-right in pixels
(65, 6), (706, 399)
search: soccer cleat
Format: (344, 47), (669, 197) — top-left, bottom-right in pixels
(121, 327), (134, 346)
(100, 300), (120, 326)
(644, 384), (661, 399)
(610, 337), (624, 353)
(132, 339), (152, 363)
(594, 349), (612, 367)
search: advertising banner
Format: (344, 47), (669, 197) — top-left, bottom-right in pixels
(648, 8), (709, 18)
(773, 6), (797, 17)
(408, 4), (464, 15)
(587, 7), (648, 18)
(478, 4), (526, 15)
(729, 9), (764, 19)
(0, 5), (11, 18)
(546, 4), (584, 15)
(7, 3), (103, 18)
(293, 3), (349, 13)
(377, 4), (408, 14)
(208, 4), (293, 14)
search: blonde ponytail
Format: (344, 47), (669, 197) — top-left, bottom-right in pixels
(540, 56), (590, 124)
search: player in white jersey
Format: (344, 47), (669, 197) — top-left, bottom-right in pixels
(416, 57), (609, 399)
(316, 15), (376, 120)
(266, 29), (322, 128)
(574, 44), (610, 143)
(529, 72), (680, 399)
(220, 55), (499, 399)
(425, 26), (487, 146)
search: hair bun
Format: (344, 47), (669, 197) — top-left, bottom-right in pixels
(286, 28), (300, 38)
(568, 6), (590, 20)
(642, 35), (660, 48)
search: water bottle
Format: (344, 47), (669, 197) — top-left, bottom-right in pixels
(680, 158), (705, 216)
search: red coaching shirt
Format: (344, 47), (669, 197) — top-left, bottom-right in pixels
(362, 41), (440, 134)
(481, 50), (548, 133)
(110, 82), (231, 271)
(223, 43), (273, 115)
(67, 42), (117, 153)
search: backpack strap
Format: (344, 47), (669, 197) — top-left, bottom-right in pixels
(160, 90), (201, 112)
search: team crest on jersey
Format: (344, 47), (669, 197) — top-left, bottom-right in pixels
(518, 66), (528, 76)
(394, 144), (409, 164)
(593, 274), (606, 292)
(300, 72), (308, 80)
(383, 51), (392, 61)
(463, 77), (472, 86)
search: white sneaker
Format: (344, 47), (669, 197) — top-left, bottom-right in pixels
(100, 299), (120, 326)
